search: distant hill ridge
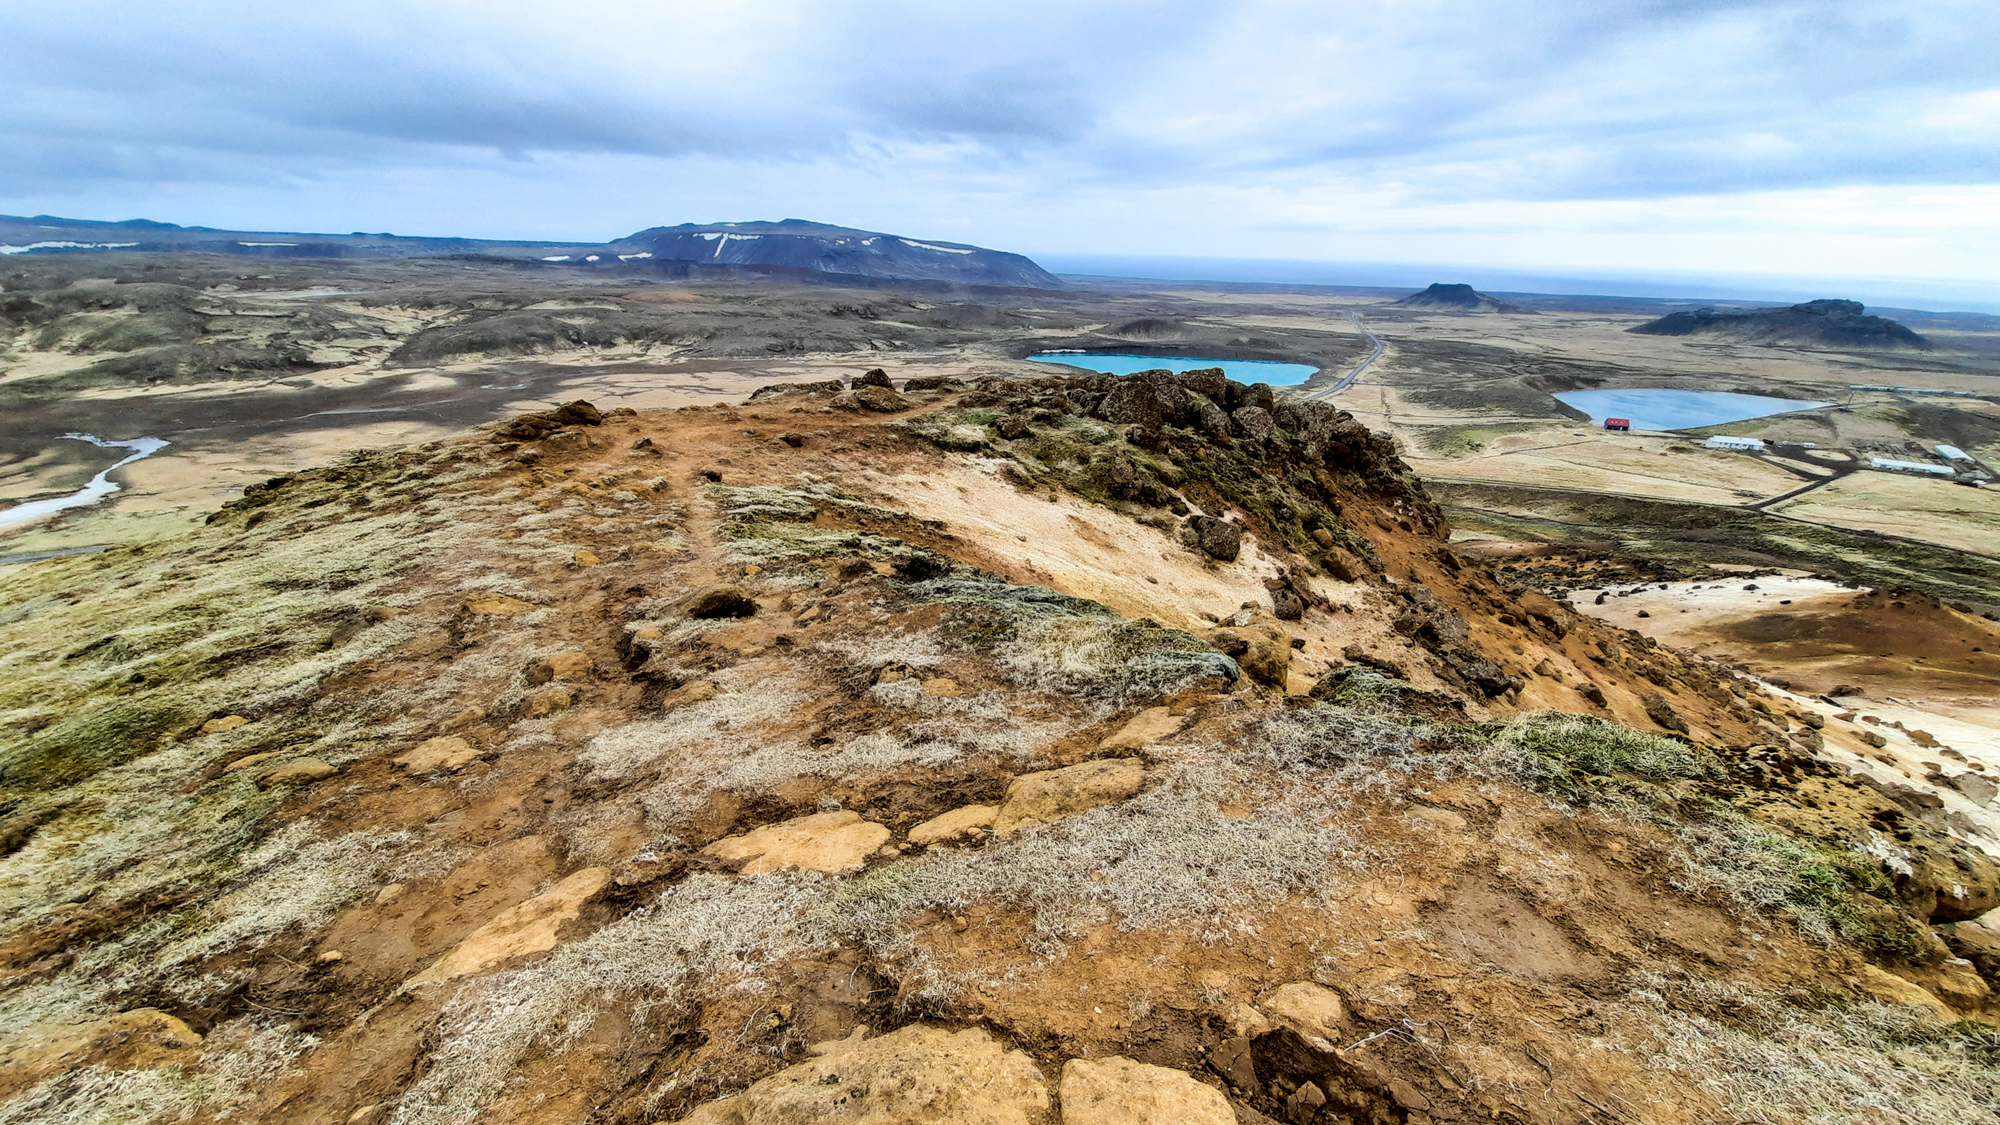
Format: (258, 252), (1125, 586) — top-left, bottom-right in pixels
(1629, 298), (1926, 349)
(1393, 282), (1513, 312)
(0, 213), (1062, 289)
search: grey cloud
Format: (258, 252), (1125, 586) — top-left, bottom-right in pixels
(0, 0), (1995, 208)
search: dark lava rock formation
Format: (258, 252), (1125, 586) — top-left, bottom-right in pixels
(1629, 299), (1927, 349)
(1393, 282), (1512, 312)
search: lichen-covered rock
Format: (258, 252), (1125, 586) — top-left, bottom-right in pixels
(992, 758), (1146, 836)
(673, 1025), (1048, 1125)
(852, 368), (894, 389)
(853, 385), (911, 413)
(1059, 1056), (1234, 1125)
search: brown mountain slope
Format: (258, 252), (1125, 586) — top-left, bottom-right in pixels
(0, 371), (1996, 1125)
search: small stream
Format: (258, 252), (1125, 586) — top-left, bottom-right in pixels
(0, 434), (170, 534)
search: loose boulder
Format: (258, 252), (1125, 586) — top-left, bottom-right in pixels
(684, 585), (759, 619)
(406, 867), (611, 987)
(1186, 515), (1242, 562)
(254, 759), (338, 790)
(394, 736), (479, 774)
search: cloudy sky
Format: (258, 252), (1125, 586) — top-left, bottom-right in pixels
(5, 0), (1997, 301)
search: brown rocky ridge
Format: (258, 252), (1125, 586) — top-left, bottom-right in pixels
(0, 367), (1996, 1124)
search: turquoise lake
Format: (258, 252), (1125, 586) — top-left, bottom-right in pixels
(1552, 388), (1832, 431)
(1027, 353), (1319, 386)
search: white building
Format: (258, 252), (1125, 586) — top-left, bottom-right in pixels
(1936, 444), (1972, 461)
(1869, 456), (1956, 477)
(1705, 436), (1766, 452)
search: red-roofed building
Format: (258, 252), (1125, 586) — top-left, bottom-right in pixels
(1604, 418), (1631, 431)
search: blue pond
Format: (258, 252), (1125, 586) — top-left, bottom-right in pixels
(1553, 388), (1832, 432)
(1027, 353), (1319, 386)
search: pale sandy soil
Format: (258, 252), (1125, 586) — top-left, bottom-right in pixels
(1576, 575), (2000, 852)
(858, 455), (1430, 697)
(1772, 472), (2000, 557)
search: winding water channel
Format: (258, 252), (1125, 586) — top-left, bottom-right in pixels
(0, 434), (170, 534)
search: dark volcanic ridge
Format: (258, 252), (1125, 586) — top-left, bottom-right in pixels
(0, 213), (1062, 289)
(1392, 282), (1513, 312)
(1630, 298), (1927, 349)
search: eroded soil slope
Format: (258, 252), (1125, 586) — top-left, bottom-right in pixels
(2, 369), (1998, 1125)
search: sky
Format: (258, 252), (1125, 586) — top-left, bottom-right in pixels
(3, 0), (1998, 306)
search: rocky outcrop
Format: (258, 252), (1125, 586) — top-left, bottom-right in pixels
(1060, 1056), (1235, 1125)
(672, 1025), (1050, 1125)
(701, 811), (890, 874)
(991, 759), (1146, 836)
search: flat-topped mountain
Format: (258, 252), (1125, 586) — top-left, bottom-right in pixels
(0, 213), (1063, 288)
(611, 220), (1063, 288)
(1630, 298), (1927, 348)
(1392, 282), (1512, 311)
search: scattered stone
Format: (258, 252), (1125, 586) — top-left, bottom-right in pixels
(1855, 964), (1955, 1021)
(922, 677), (963, 698)
(572, 549), (602, 567)
(522, 686), (575, 718)
(0, 1008), (203, 1093)
(1271, 587), (1306, 621)
(1097, 707), (1187, 752)
(1858, 730), (1888, 748)
(1208, 1036), (1258, 1092)
(701, 811), (890, 875)
(908, 804), (999, 847)
(1950, 772), (1998, 805)
(1285, 1081), (1327, 1124)
(1061, 1056), (1234, 1125)
(255, 759), (338, 790)
(1260, 981), (1346, 1047)
(1932, 958), (1992, 1010)
(542, 430), (592, 454)
(1643, 693), (1689, 734)
(779, 432), (805, 447)
(1311, 528), (1335, 550)
(1230, 406), (1276, 440)
(1217, 611), (1292, 687)
(1320, 546), (1366, 582)
(201, 715), (250, 735)
(464, 593), (534, 617)
(316, 950), (346, 965)
(996, 415), (1032, 440)
(1187, 515), (1242, 562)
(853, 367), (895, 389)
(407, 867), (611, 987)
(684, 585), (759, 619)
(992, 758), (1146, 836)
(671, 1025), (1048, 1125)
(529, 650), (594, 684)
(853, 385), (911, 413)
(394, 736), (479, 774)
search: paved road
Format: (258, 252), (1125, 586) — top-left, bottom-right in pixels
(1301, 313), (1383, 400)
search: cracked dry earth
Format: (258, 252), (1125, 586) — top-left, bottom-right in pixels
(2, 370), (1999, 1125)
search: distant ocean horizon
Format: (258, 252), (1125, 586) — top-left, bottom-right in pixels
(1030, 253), (2000, 317)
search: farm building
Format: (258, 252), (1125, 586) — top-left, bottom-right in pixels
(1604, 418), (1631, 431)
(1937, 444), (1972, 461)
(1869, 456), (1956, 477)
(1705, 436), (1766, 452)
